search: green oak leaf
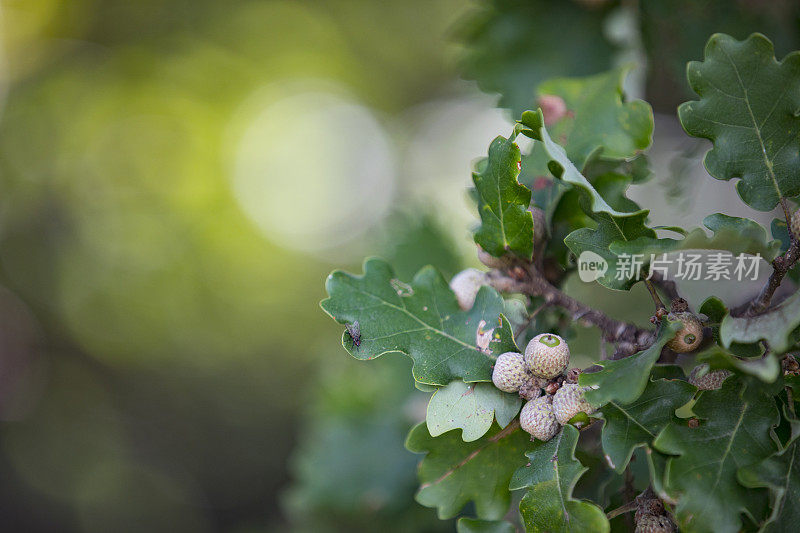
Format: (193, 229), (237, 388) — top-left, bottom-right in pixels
(456, 518), (515, 533)
(426, 381), (521, 442)
(537, 67), (654, 169)
(611, 213), (782, 263)
(406, 422), (529, 520)
(738, 414), (800, 533)
(696, 345), (780, 383)
(509, 425), (609, 533)
(456, 0), (616, 115)
(580, 321), (682, 406)
(518, 109), (647, 222)
(564, 209), (656, 290)
(653, 378), (779, 533)
(321, 258), (517, 386)
(678, 33), (800, 211)
(598, 376), (695, 473)
(720, 291), (800, 354)
(472, 136), (534, 258)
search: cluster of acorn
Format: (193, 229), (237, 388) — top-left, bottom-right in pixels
(491, 333), (594, 442)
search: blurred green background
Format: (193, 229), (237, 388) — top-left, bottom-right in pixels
(0, 1), (798, 531)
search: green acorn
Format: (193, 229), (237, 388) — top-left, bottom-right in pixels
(552, 383), (596, 425)
(520, 396), (560, 442)
(665, 312), (703, 353)
(491, 352), (528, 393)
(525, 333), (570, 378)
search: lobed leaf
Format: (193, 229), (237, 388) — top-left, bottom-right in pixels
(536, 67), (654, 169)
(321, 259), (517, 386)
(678, 33), (800, 211)
(472, 136), (534, 258)
(426, 381), (521, 442)
(738, 419), (800, 533)
(457, 0), (616, 115)
(598, 375), (695, 473)
(611, 213), (782, 263)
(518, 109), (647, 222)
(406, 422), (530, 520)
(509, 425), (609, 533)
(580, 321), (681, 406)
(720, 291), (800, 354)
(653, 378), (779, 532)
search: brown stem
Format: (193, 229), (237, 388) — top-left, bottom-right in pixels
(644, 278), (666, 311)
(781, 197), (793, 229)
(648, 271), (681, 302)
(739, 241), (800, 316)
(606, 500), (637, 520)
(514, 304), (545, 342)
(488, 268), (653, 358)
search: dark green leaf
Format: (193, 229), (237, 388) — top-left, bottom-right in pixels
(580, 321), (681, 406)
(610, 213), (781, 262)
(426, 381), (521, 442)
(738, 404), (800, 533)
(406, 422), (530, 520)
(653, 378), (779, 532)
(457, 0), (616, 115)
(678, 33), (800, 211)
(720, 291), (800, 354)
(509, 425), (609, 533)
(472, 136), (533, 258)
(322, 259), (518, 386)
(696, 345), (780, 383)
(598, 377), (695, 473)
(564, 210), (655, 290)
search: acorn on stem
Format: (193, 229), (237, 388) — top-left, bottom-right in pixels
(665, 312), (703, 353)
(491, 352), (528, 393)
(525, 333), (570, 378)
(552, 383), (596, 425)
(520, 396), (560, 442)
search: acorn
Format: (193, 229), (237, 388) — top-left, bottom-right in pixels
(552, 383), (596, 425)
(520, 396), (560, 442)
(665, 312), (703, 353)
(525, 333), (570, 378)
(491, 352), (528, 393)
(688, 363), (731, 390)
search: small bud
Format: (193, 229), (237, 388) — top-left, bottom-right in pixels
(537, 94), (567, 126)
(687, 418), (700, 429)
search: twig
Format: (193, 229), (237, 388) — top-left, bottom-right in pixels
(740, 240), (800, 316)
(781, 197), (794, 229)
(488, 268), (653, 358)
(644, 278), (666, 311)
(606, 500), (637, 520)
(648, 271), (681, 302)
(514, 304), (545, 342)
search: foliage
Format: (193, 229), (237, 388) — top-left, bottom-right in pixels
(322, 20), (800, 533)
